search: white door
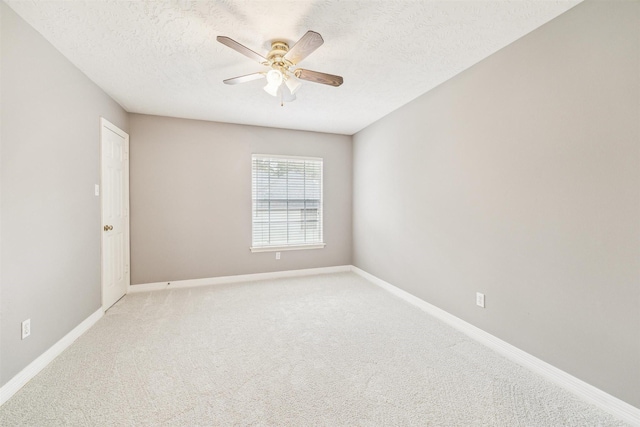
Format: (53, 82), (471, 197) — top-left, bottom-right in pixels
(101, 118), (130, 311)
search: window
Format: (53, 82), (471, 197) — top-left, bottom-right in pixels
(251, 155), (324, 252)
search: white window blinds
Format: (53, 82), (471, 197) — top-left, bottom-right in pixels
(252, 155), (324, 250)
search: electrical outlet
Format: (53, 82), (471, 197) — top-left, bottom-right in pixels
(476, 292), (485, 308)
(21, 319), (31, 339)
(94, 184), (100, 196)
(275, 252), (281, 260)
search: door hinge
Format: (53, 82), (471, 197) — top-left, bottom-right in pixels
(124, 151), (129, 160)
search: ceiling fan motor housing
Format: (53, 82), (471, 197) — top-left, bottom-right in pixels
(267, 41), (291, 68)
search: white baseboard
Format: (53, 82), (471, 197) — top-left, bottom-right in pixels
(350, 266), (640, 426)
(128, 265), (352, 293)
(0, 308), (103, 406)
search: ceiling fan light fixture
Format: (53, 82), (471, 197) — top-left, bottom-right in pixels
(266, 69), (283, 86)
(263, 83), (280, 97)
(285, 75), (302, 95)
(264, 69), (283, 97)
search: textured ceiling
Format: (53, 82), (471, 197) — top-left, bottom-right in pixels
(5, 0), (581, 135)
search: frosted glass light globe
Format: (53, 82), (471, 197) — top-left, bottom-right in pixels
(266, 69), (283, 86)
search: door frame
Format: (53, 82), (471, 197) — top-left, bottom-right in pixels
(100, 117), (130, 311)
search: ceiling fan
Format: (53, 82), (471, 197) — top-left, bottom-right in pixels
(217, 31), (344, 105)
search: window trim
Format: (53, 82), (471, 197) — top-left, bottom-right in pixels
(251, 154), (325, 252)
(249, 243), (326, 253)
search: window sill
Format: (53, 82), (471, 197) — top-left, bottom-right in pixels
(250, 243), (326, 253)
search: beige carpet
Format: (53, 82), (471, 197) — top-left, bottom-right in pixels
(0, 272), (628, 426)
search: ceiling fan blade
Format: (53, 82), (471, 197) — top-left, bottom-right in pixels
(295, 69), (343, 87)
(223, 72), (265, 85)
(284, 31), (324, 65)
(217, 36), (267, 64)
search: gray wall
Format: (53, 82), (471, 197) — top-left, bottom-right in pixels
(129, 114), (352, 285)
(0, 3), (128, 385)
(353, 0), (640, 407)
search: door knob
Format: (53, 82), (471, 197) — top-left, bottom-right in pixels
(104, 225), (113, 231)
